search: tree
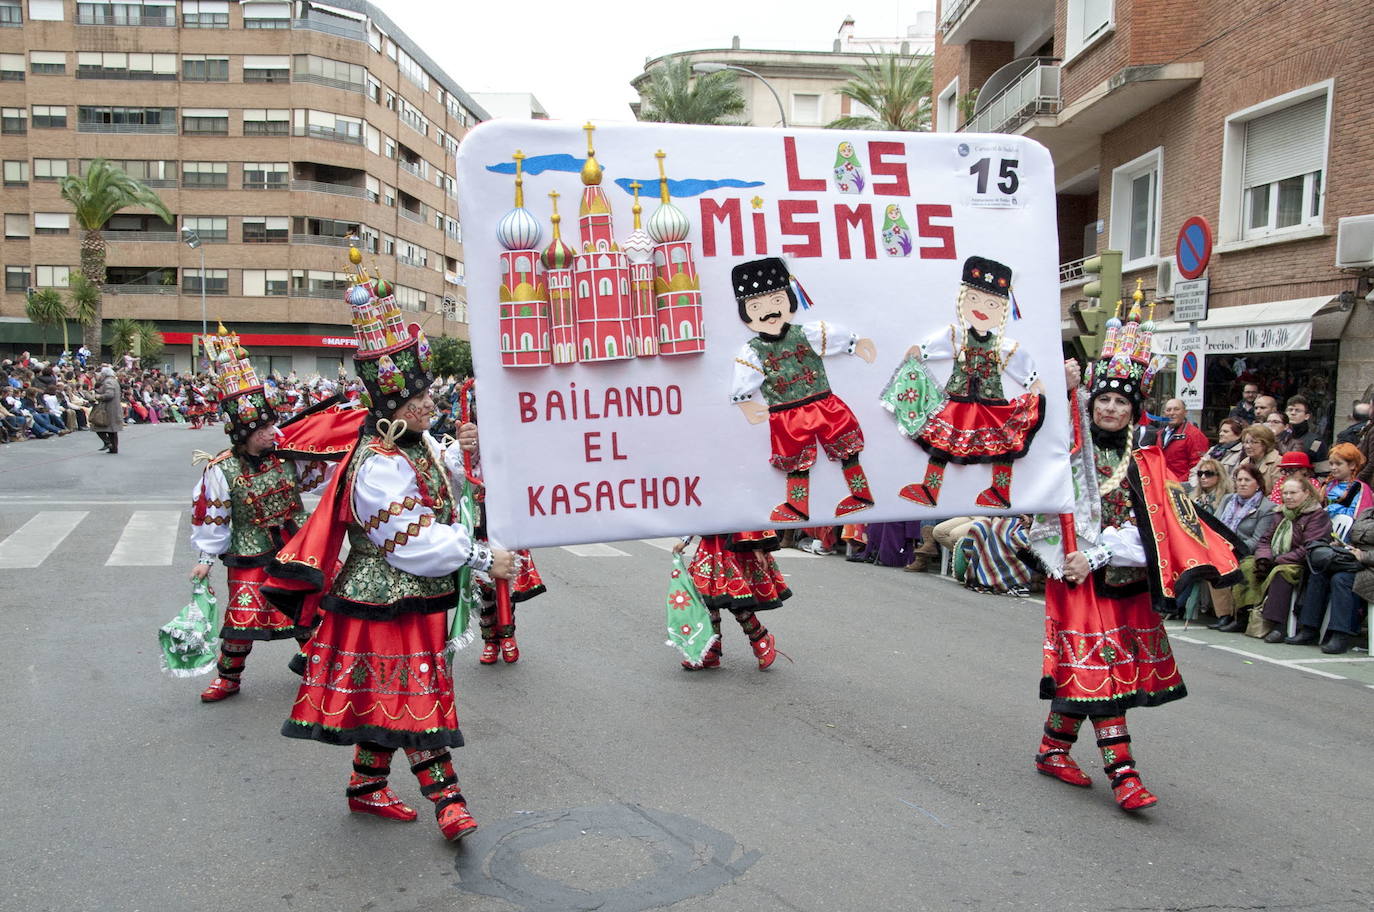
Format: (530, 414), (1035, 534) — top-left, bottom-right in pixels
(24, 288), (68, 356)
(827, 53), (934, 132)
(636, 58), (746, 125)
(66, 274), (100, 343)
(59, 159), (174, 355)
(136, 321), (164, 366)
(430, 336), (472, 381)
(109, 317), (140, 361)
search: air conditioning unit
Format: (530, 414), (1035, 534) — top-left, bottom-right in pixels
(1336, 215), (1374, 269)
(1155, 257), (1174, 299)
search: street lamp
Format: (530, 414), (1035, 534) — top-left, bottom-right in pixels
(182, 226), (206, 370)
(691, 62), (787, 127)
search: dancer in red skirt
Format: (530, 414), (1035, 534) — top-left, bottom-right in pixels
(266, 248), (512, 842)
(894, 256), (1045, 509)
(189, 326), (334, 703)
(673, 531), (789, 670)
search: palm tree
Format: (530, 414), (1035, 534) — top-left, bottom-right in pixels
(136, 321), (164, 365)
(59, 159), (174, 355)
(66, 274), (100, 342)
(109, 317), (141, 361)
(636, 58), (745, 125)
(24, 288), (68, 355)
(828, 53), (934, 132)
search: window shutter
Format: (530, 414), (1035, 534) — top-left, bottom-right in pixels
(1243, 96), (1326, 188)
(243, 270), (266, 296)
(29, 51), (65, 65)
(244, 55), (288, 68)
(34, 212), (69, 229)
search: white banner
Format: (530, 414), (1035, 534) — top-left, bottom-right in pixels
(456, 122), (1073, 548)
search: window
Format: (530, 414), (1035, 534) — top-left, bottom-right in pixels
(78, 106), (176, 132)
(242, 216), (287, 243)
(84, 158), (175, 186)
(2, 107), (26, 133)
(292, 55), (366, 92)
(936, 78), (958, 132)
(31, 105), (66, 128)
(791, 94), (821, 125)
(243, 55), (289, 82)
(1109, 147), (1162, 269)
(366, 76), (380, 103)
(34, 265), (71, 287)
(28, 0), (63, 20)
(384, 136), (395, 159)
(181, 0), (226, 27)
(33, 213), (70, 235)
(382, 183), (395, 207)
(182, 161), (227, 188)
(29, 51), (65, 74)
(33, 158), (67, 180)
(243, 161), (287, 189)
(183, 268), (228, 295)
(393, 284), (425, 313)
(395, 46), (428, 92)
(0, 54), (22, 80)
(5, 267), (30, 292)
(365, 174), (379, 202)
(181, 55), (227, 81)
(182, 109), (228, 135)
(242, 109), (289, 136)
(0, 0), (21, 24)
(76, 52), (177, 79)
(5, 213), (28, 238)
(294, 109), (363, 143)
(290, 269), (349, 297)
(445, 217), (461, 241)
(292, 216), (358, 242)
(381, 234), (395, 255)
(1066, 0), (1113, 59)
(182, 216), (227, 242)
(399, 99), (428, 136)
(3, 159), (29, 185)
(242, 1), (288, 28)
(76, 1), (174, 26)
(242, 268), (288, 296)
(1222, 87), (1330, 244)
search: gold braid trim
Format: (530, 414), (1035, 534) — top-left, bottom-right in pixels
(362, 496), (422, 532)
(734, 357), (765, 376)
(381, 512), (434, 552)
(1099, 452), (1132, 499)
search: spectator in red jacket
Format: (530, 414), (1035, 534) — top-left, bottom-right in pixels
(1160, 398), (1210, 483)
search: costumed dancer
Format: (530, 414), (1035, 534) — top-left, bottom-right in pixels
(452, 379), (546, 666)
(188, 325), (339, 703)
(672, 531), (789, 671)
(264, 244), (512, 842)
(891, 255), (1045, 509)
(1027, 296), (1242, 812)
(730, 257), (877, 523)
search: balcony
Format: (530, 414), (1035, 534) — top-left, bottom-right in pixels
(398, 208), (424, 224)
(1059, 256), (1088, 287)
(397, 159), (424, 179)
(963, 59), (1060, 135)
(290, 234), (353, 248)
(291, 72), (366, 94)
(105, 231), (180, 243)
(940, 0), (1055, 46)
(291, 286), (350, 300)
(290, 179), (371, 199)
(291, 17), (366, 41)
(292, 125), (364, 146)
(102, 283), (178, 295)
(77, 121), (177, 135)
(396, 255), (426, 269)
(76, 13), (174, 26)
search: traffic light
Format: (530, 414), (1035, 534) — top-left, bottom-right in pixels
(1072, 250), (1123, 362)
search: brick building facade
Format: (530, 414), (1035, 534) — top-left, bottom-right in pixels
(935, 0), (1374, 437)
(0, 0), (484, 375)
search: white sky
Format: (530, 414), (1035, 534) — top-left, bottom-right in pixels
(377, 0), (934, 123)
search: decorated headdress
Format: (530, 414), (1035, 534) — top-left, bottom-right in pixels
(343, 240), (434, 416)
(201, 322), (277, 445)
(1087, 278), (1163, 418)
(731, 257), (813, 321)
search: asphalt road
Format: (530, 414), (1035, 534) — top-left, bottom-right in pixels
(1, 424), (1371, 912)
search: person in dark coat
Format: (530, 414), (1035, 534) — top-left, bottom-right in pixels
(92, 365), (124, 453)
(1251, 477), (1333, 642)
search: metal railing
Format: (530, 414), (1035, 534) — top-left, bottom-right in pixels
(292, 125), (364, 145)
(243, 180), (288, 190)
(290, 285), (350, 300)
(290, 234), (353, 248)
(397, 159), (423, 179)
(77, 121), (177, 134)
(396, 255), (426, 268)
(291, 72), (366, 94)
(105, 231), (180, 243)
(938, 0), (978, 33)
(290, 179), (370, 199)
(1059, 257), (1088, 286)
(243, 122), (289, 136)
(76, 69), (176, 80)
(76, 13), (174, 26)
(398, 208), (424, 224)
(102, 283), (178, 295)
(291, 17), (366, 41)
(963, 62), (1061, 135)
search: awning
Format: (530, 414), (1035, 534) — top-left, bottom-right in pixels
(1151, 295), (1350, 355)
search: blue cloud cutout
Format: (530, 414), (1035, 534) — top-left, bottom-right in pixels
(613, 177), (765, 198)
(485, 153), (586, 176)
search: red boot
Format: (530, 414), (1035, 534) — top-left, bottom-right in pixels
(199, 676), (240, 702)
(750, 632), (777, 669)
(479, 639), (500, 665)
(835, 459), (874, 517)
(769, 471), (810, 523)
(975, 462), (1014, 509)
(899, 461), (946, 507)
(500, 636), (519, 664)
(1035, 711), (1091, 786)
(436, 797), (478, 840)
(347, 746), (418, 822)
(200, 640), (250, 702)
(1094, 716), (1158, 811)
(1109, 768), (1158, 812)
(348, 784), (419, 822)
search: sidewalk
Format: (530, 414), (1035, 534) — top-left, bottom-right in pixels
(1165, 622), (1374, 688)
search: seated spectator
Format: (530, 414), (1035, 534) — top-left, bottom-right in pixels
(0, 399), (28, 442)
(1269, 450), (1318, 504)
(1250, 477), (1332, 642)
(855, 521), (919, 566)
(1335, 401), (1371, 447)
(1285, 504), (1371, 654)
(1265, 410), (1290, 446)
(10, 388), (61, 437)
(1210, 462), (1280, 631)
(1192, 457), (1233, 514)
(1320, 443), (1372, 523)
(1240, 424), (1281, 491)
(962, 515), (1037, 595)
(1202, 418), (1247, 484)
(1281, 394), (1328, 464)
(842, 524), (867, 561)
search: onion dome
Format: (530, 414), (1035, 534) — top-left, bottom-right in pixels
(622, 180), (653, 263)
(541, 190), (576, 269)
(497, 206), (542, 250)
(347, 284), (373, 307)
(372, 277), (393, 298)
(647, 150), (690, 243)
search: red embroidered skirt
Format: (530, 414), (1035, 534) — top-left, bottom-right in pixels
(282, 609), (462, 750)
(222, 565), (296, 641)
(916, 393), (1044, 465)
(768, 394), (864, 472)
(1041, 582), (1186, 715)
(689, 534), (791, 612)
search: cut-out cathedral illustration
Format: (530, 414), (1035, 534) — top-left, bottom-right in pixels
(497, 124), (705, 368)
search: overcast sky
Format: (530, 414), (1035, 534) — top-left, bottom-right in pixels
(377, 0), (935, 123)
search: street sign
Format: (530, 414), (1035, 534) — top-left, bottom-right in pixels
(1176, 333), (1206, 410)
(1175, 216), (1212, 280)
(1172, 277), (1210, 323)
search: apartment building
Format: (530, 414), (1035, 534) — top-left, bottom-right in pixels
(935, 0), (1374, 433)
(0, 0), (486, 375)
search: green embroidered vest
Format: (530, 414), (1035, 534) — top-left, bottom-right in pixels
(749, 323), (831, 410)
(945, 330), (1004, 401)
(218, 453), (307, 559)
(330, 436), (457, 612)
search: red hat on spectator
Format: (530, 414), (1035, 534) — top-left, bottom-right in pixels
(1278, 451), (1312, 470)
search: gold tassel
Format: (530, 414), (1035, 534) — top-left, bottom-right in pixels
(373, 417), (408, 451)
(191, 449), (216, 466)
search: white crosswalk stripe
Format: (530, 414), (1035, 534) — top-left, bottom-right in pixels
(0, 511), (87, 569)
(560, 543), (632, 557)
(106, 511), (181, 566)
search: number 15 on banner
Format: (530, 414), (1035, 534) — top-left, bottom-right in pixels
(959, 142), (1024, 210)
